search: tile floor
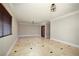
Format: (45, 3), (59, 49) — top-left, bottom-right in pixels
(9, 37), (79, 56)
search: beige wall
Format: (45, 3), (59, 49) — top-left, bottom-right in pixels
(18, 23), (41, 37)
(50, 11), (79, 46)
(46, 22), (50, 39)
(0, 4), (18, 55)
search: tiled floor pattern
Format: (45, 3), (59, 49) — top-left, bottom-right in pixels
(9, 37), (79, 56)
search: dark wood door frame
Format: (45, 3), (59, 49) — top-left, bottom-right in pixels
(41, 25), (45, 38)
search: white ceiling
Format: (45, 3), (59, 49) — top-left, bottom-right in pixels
(7, 3), (79, 23)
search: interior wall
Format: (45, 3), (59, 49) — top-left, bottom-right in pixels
(45, 22), (50, 39)
(50, 12), (79, 46)
(0, 4), (18, 56)
(18, 23), (41, 37)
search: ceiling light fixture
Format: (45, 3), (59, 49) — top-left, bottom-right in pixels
(50, 3), (56, 12)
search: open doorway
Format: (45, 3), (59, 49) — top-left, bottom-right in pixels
(41, 25), (45, 38)
(41, 22), (50, 39)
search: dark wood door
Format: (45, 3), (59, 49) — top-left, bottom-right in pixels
(41, 25), (45, 37)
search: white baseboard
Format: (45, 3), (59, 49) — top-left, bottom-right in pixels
(18, 35), (41, 37)
(50, 38), (79, 48)
(6, 38), (18, 56)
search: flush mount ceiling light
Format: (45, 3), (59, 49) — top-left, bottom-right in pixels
(50, 3), (56, 12)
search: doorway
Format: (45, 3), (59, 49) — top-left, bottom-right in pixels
(41, 25), (45, 38)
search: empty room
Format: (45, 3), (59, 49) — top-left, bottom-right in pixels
(0, 3), (79, 56)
